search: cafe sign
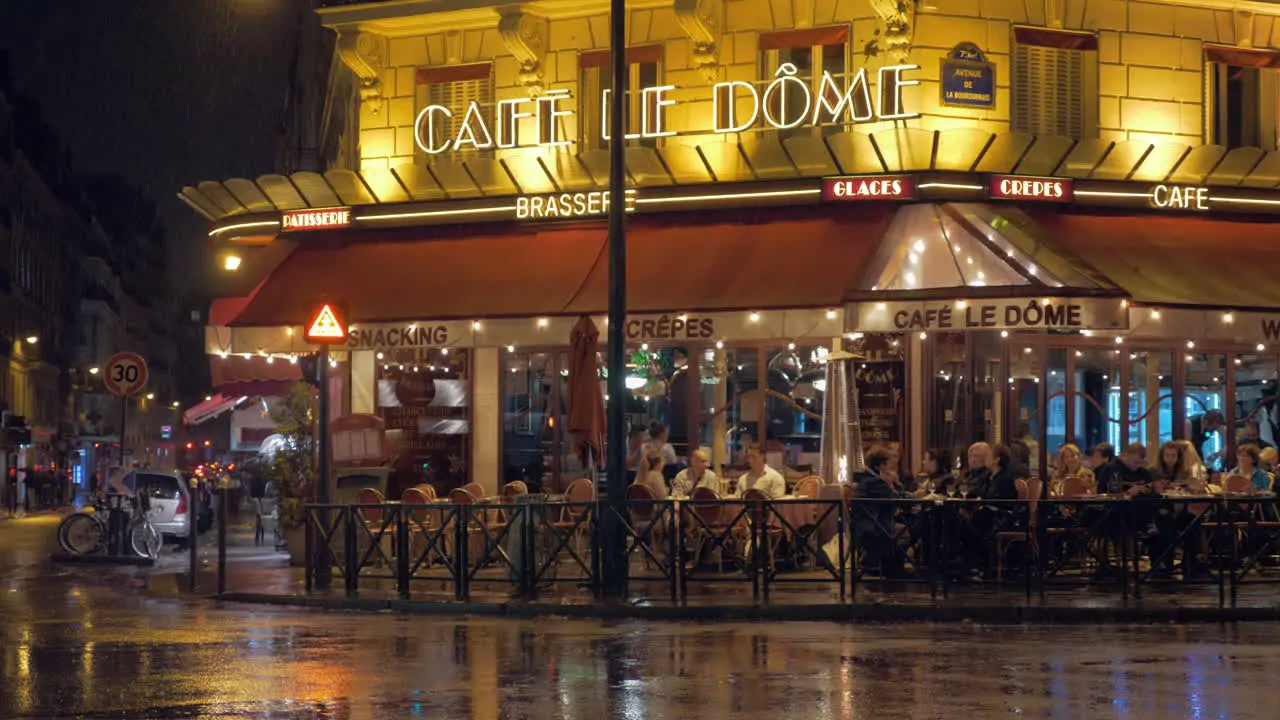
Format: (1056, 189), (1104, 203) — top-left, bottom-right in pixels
(851, 298), (1130, 332)
(415, 63), (919, 154)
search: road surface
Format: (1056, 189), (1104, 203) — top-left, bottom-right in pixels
(1, 512), (1277, 719)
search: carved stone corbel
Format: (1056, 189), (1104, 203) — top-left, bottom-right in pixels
(793, 0), (814, 28)
(337, 30), (388, 110)
(675, 0), (722, 83)
(868, 0), (915, 64)
(498, 10), (549, 96)
(1235, 9), (1256, 47)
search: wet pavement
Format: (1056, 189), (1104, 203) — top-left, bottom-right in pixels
(4, 514), (1280, 718)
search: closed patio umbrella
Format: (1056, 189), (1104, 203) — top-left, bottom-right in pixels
(567, 315), (605, 470)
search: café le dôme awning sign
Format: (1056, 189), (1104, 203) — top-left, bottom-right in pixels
(850, 298), (1130, 334)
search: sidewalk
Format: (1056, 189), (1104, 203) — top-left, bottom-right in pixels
(213, 562), (1280, 623)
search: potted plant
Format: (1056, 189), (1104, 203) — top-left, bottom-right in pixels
(261, 383), (316, 566)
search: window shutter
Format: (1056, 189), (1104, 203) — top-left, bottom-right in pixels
(426, 76), (494, 151)
(1012, 44), (1093, 139)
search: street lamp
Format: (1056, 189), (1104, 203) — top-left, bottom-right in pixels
(145, 393), (155, 400)
(24, 336), (37, 344)
(171, 401), (179, 408)
(88, 367), (100, 375)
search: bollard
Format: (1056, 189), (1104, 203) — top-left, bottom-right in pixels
(187, 482), (198, 593)
(217, 484), (228, 595)
(396, 506), (410, 600)
(344, 509), (358, 596)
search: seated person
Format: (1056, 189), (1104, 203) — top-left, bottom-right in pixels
(1091, 443), (1118, 493)
(962, 442), (993, 497)
(672, 449), (720, 496)
(637, 452), (668, 500)
(918, 447), (957, 495)
(852, 446), (905, 577)
(1105, 442), (1158, 497)
(1051, 443), (1097, 495)
(981, 444), (1020, 500)
(1231, 443), (1271, 493)
(732, 444), (786, 499)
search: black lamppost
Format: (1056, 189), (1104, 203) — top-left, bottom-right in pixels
(603, 0), (629, 598)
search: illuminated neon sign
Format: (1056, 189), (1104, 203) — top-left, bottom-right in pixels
(282, 207), (352, 231)
(1151, 184), (1209, 211)
(822, 175), (914, 200)
(989, 175), (1072, 202)
(414, 63), (920, 154)
(515, 190), (637, 220)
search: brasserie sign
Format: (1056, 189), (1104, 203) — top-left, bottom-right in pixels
(414, 63), (919, 154)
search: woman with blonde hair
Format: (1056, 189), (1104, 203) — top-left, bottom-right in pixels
(1051, 443), (1096, 495)
(1174, 440), (1210, 490)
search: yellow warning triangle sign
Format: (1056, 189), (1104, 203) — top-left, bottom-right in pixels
(306, 304), (346, 342)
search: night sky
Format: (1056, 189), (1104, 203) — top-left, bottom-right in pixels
(0, 0), (305, 296)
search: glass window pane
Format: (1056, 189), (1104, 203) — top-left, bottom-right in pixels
(1234, 353), (1280, 452)
(1187, 352), (1227, 472)
(1072, 347), (1122, 453)
(379, 350), (471, 495)
(699, 347), (758, 470)
(502, 351), (556, 492)
(1009, 340), (1041, 476)
(1127, 350), (1173, 459)
(1047, 348), (1068, 456)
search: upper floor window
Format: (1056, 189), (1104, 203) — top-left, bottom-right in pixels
(579, 46), (662, 152)
(758, 26), (849, 141)
(1206, 45), (1280, 150)
(415, 63), (494, 156)
(1011, 27), (1098, 140)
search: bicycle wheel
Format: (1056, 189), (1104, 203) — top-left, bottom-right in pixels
(59, 513), (105, 555)
(130, 521), (161, 559)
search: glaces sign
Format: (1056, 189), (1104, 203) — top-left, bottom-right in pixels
(282, 207), (351, 231)
(822, 175), (914, 201)
(415, 63), (919, 154)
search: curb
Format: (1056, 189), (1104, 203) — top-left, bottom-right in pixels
(215, 592), (1280, 624)
(50, 553), (155, 567)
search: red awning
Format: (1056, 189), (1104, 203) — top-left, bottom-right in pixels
(1033, 211), (1280, 310)
(222, 205), (892, 326)
(210, 355), (303, 387)
(184, 394), (245, 426)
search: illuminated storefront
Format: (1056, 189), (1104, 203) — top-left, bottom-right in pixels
(185, 0), (1280, 492)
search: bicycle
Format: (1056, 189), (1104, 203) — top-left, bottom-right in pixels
(57, 494), (161, 559)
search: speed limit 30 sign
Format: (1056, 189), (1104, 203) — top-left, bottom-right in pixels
(104, 352), (149, 397)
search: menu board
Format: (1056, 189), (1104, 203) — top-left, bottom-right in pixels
(854, 360), (904, 446)
(377, 352), (471, 492)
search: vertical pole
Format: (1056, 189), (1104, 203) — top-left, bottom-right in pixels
(187, 480), (198, 593)
(603, 0), (629, 599)
(120, 396), (128, 467)
(217, 483), (228, 595)
(314, 346), (333, 589)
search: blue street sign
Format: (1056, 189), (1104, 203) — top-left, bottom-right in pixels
(941, 42), (996, 109)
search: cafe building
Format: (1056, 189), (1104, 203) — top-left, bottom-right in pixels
(186, 0), (1280, 494)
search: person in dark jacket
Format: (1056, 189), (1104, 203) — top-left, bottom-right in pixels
(962, 442), (993, 497)
(919, 447), (957, 495)
(983, 444), (1021, 501)
(853, 446), (905, 578)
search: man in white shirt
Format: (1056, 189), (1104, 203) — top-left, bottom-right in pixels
(735, 444), (786, 499)
(672, 449), (720, 496)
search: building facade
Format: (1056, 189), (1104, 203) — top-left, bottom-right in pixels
(192, 0), (1280, 495)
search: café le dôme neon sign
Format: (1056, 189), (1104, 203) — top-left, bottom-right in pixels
(414, 63), (920, 154)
